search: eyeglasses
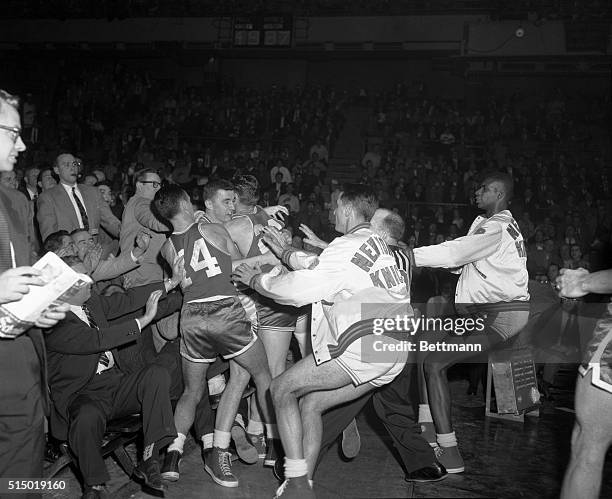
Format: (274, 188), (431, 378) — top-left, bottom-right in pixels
(0, 124), (22, 144)
(140, 180), (161, 189)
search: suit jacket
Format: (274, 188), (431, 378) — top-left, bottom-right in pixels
(91, 251), (139, 282)
(120, 195), (169, 288)
(0, 185), (47, 417)
(36, 183), (121, 242)
(45, 282), (165, 439)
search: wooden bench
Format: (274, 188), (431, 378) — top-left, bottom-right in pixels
(45, 414), (142, 479)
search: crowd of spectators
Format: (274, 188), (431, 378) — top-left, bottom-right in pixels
(16, 63), (347, 243)
(10, 72), (612, 295)
(353, 83), (611, 303)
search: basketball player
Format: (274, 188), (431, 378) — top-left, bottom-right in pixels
(154, 184), (275, 488)
(413, 173), (530, 473)
(225, 175), (297, 467)
(557, 268), (612, 499)
(233, 185), (412, 498)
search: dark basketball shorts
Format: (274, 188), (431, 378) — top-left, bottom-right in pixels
(180, 296), (257, 363)
(251, 293), (299, 332)
(579, 303), (612, 393)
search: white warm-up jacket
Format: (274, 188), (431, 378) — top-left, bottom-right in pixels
(249, 223), (411, 365)
(413, 210), (529, 305)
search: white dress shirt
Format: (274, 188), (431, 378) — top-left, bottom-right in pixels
(61, 182), (88, 229)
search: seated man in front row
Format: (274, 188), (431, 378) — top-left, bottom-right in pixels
(233, 185), (412, 498)
(45, 255), (184, 499)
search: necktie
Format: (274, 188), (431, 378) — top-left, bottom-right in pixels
(82, 305), (114, 373)
(99, 351), (111, 368)
(0, 204), (12, 272)
(82, 305), (98, 329)
(72, 187), (89, 231)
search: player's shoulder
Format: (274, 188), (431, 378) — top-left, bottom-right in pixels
(489, 210), (513, 224)
(227, 214), (253, 228)
(199, 221), (227, 236)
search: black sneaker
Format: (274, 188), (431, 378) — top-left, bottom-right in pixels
(204, 447), (239, 488)
(264, 437), (283, 467)
(273, 456), (285, 482)
(160, 450), (181, 482)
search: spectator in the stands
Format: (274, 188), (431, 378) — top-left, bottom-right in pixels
(270, 159), (292, 184)
(309, 138), (328, 163)
(269, 172), (285, 205)
(278, 183), (300, 216)
(299, 200), (323, 236)
(21, 166), (40, 201)
(37, 153), (122, 244)
(0, 169), (19, 190)
(38, 168), (57, 192)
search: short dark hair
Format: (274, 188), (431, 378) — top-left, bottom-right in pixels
(202, 178), (234, 203)
(0, 89), (19, 116)
(37, 168), (56, 184)
(135, 168), (158, 185)
(232, 175), (259, 207)
(154, 184), (190, 220)
(70, 228), (90, 238)
(43, 230), (70, 253)
(484, 172), (514, 201)
(339, 184), (379, 222)
(379, 211), (406, 242)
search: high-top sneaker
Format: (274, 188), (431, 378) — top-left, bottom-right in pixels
(264, 437), (283, 467)
(204, 447), (239, 487)
(434, 444), (465, 473)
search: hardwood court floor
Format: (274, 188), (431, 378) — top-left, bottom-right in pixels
(44, 379), (612, 499)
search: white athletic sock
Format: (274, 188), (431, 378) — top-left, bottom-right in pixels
(437, 431), (458, 448)
(201, 433), (213, 450)
(208, 374), (226, 396)
(265, 423), (279, 439)
(168, 433), (186, 454)
(247, 420), (264, 435)
(284, 457), (308, 479)
(418, 404), (433, 423)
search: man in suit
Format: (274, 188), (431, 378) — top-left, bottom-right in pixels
(37, 152), (121, 245)
(0, 89), (68, 493)
(20, 166), (40, 201)
(45, 256), (184, 499)
(120, 168), (168, 289)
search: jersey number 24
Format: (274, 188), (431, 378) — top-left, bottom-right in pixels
(190, 238), (221, 278)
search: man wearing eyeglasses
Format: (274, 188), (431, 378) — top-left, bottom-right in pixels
(0, 89), (69, 491)
(36, 152), (121, 247)
(120, 168), (168, 289)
